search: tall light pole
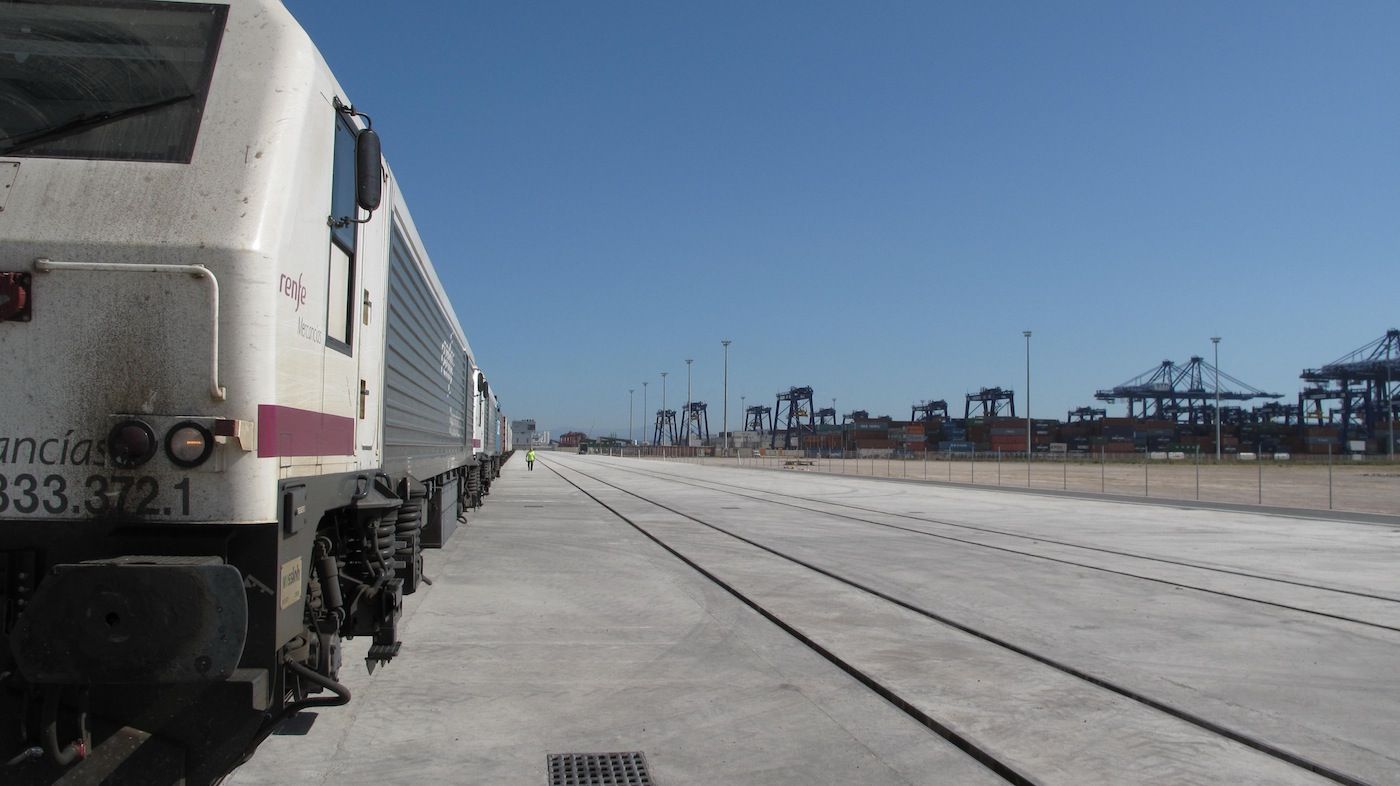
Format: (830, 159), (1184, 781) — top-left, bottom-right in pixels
(838, 397), (846, 458)
(1211, 336), (1221, 461)
(642, 381), (649, 445)
(685, 358), (694, 446)
(660, 371), (669, 445)
(1388, 339), (1394, 460)
(629, 388), (634, 445)
(1023, 331), (1032, 476)
(721, 340), (732, 454)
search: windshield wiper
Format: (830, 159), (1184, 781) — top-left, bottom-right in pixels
(0, 93), (196, 156)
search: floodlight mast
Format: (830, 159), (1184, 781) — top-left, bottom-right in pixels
(1212, 337), (1221, 461)
(1024, 330), (1032, 482)
(722, 340), (732, 455)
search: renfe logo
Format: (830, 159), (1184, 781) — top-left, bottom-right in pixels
(279, 273), (307, 311)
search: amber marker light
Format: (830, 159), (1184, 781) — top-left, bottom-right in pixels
(165, 422), (214, 468)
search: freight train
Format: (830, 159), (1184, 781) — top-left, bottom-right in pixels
(0, 1), (509, 782)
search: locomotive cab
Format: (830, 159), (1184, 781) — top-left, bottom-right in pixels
(0, 1), (498, 782)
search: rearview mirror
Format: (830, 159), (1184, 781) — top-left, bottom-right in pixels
(356, 128), (382, 211)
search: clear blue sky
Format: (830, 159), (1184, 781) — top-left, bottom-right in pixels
(287, 1), (1399, 439)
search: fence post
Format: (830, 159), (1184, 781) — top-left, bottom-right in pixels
(971, 451), (975, 484)
(948, 452), (952, 481)
(1258, 449), (1263, 505)
(997, 449), (1002, 485)
(1101, 446), (1105, 493)
(1195, 446), (1200, 500)
(1328, 443), (1333, 509)
(1144, 456), (1149, 497)
(1062, 453), (1067, 489)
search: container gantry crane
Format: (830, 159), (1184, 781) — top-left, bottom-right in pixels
(1299, 329), (1399, 449)
(1095, 356), (1280, 423)
(771, 386), (815, 449)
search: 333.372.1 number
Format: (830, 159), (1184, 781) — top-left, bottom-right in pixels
(0, 473), (192, 516)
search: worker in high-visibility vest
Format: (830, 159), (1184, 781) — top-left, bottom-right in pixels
(526, 448), (536, 470)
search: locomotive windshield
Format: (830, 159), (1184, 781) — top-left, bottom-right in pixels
(0, 1), (226, 162)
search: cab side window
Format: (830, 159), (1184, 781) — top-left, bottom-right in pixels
(327, 114), (358, 352)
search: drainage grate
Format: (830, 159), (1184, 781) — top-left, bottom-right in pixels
(720, 506), (741, 510)
(524, 505), (545, 508)
(547, 752), (653, 786)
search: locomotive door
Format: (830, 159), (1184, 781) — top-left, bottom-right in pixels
(324, 106), (386, 471)
(354, 176), (390, 463)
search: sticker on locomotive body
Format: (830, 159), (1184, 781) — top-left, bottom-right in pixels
(0, 431), (111, 467)
(279, 557), (304, 610)
(0, 471), (194, 517)
(0, 429), (214, 517)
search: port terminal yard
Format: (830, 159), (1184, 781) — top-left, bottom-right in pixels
(231, 451), (1400, 785)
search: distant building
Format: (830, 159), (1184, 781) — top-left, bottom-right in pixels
(558, 431), (587, 448)
(511, 419), (549, 448)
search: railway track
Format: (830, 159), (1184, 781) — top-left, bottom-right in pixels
(573, 458), (1400, 633)
(541, 456), (1378, 786)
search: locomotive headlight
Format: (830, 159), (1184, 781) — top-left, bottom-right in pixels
(108, 420), (157, 468)
(165, 422), (214, 468)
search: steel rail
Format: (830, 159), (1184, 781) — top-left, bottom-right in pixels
(545, 456), (1375, 786)
(608, 460), (1400, 609)
(539, 459), (1037, 786)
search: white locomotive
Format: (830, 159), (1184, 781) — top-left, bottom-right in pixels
(0, 1), (509, 782)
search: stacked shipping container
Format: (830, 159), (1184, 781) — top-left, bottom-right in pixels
(764, 408), (1374, 457)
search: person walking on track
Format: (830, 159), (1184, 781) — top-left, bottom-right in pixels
(526, 448), (536, 470)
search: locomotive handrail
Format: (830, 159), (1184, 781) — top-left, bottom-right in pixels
(32, 257), (227, 401)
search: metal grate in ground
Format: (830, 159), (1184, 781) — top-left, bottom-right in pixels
(547, 752), (653, 786)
